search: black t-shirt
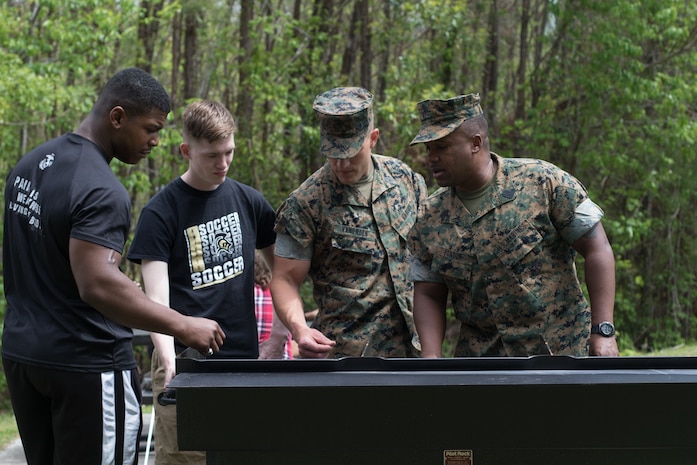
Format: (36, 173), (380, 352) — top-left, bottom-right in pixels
(2, 133), (136, 372)
(127, 177), (276, 358)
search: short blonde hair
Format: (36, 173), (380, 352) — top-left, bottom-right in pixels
(182, 100), (236, 143)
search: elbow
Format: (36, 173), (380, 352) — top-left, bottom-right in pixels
(74, 275), (112, 310)
(77, 284), (103, 309)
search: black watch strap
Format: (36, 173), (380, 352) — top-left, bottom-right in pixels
(591, 321), (615, 337)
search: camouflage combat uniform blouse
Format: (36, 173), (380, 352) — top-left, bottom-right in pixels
(275, 154), (427, 357)
(409, 153), (599, 357)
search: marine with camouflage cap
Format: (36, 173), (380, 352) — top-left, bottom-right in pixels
(408, 93), (619, 357)
(271, 86), (428, 358)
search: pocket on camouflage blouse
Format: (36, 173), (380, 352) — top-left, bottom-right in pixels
(492, 220), (543, 269)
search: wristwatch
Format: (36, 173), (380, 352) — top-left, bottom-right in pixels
(591, 321), (615, 337)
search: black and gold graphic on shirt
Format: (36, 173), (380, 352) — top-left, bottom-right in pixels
(185, 212), (244, 289)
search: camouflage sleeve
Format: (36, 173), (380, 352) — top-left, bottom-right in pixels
(564, 198), (605, 244)
(547, 165), (591, 244)
(413, 170), (429, 211)
(407, 199), (435, 272)
(274, 232), (313, 260)
(409, 256), (444, 283)
(273, 195), (317, 249)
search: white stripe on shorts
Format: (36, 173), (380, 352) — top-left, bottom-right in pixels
(101, 370), (141, 465)
(122, 370), (141, 464)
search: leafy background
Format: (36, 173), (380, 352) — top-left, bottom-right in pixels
(1, 0), (697, 410)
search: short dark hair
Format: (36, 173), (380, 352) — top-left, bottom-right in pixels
(459, 114), (490, 149)
(460, 113), (488, 136)
(96, 67), (171, 116)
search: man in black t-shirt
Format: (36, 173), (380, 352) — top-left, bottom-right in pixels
(128, 100), (280, 465)
(2, 68), (225, 465)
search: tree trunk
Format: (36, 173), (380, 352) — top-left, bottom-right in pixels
(183, 5), (201, 100)
(171, 9), (182, 115)
(515, 0), (530, 122)
(482, 0), (499, 133)
(136, 0), (164, 73)
(530, 0), (549, 109)
(237, 0), (254, 140)
(341, 3), (359, 78)
(358, 0), (371, 90)
(375, 1), (391, 102)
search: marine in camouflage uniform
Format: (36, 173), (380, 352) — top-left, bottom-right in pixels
(271, 87), (427, 358)
(408, 93), (619, 357)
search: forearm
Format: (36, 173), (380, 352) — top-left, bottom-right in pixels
(269, 278), (309, 341)
(268, 255), (333, 357)
(79, 265), (189, 336)
(70, 240), (224, 354)
(259, 309), (291, 359)
(267, 309), (291, 346)
(585, 254), (620, 356)
(141, 262), (176, 352)
(151, 331), (176, 360)
(583, 245), (616, 324)
(415, 309), (446, 358)
(576, 227), (619, 355)
(414, 282), (448, 358)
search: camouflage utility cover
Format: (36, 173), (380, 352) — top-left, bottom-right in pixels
(313, 87), (374, 159)
(409, 153), (599, 357)
(410, 93), (483, 145)
(275, 155), (428, 357)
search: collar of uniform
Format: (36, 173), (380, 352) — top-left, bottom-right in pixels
(444, 153), (515, 225)
(325, 162), (370, 207)
(370, 155), (400, 201)
(326, 154), (397, 206)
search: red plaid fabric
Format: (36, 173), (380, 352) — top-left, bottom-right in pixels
(254, 284), (293, 359)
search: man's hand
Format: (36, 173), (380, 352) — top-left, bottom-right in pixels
(295, 327), (336, 359)
(177, 316), (226, 355)
(258, 339), (285, 359)
(590, 335), (620, 356)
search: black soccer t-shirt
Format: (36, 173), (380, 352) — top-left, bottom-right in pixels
(128, 177), (276, 358)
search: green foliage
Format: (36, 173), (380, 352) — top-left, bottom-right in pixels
(0, 409), (18, 451)
(1, 0), (697, 410)
(495, 0), (697, 349)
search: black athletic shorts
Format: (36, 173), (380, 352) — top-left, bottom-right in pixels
(3, 358), (142, 465)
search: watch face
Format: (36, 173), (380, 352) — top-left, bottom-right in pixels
(599, 322), (614, 336)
